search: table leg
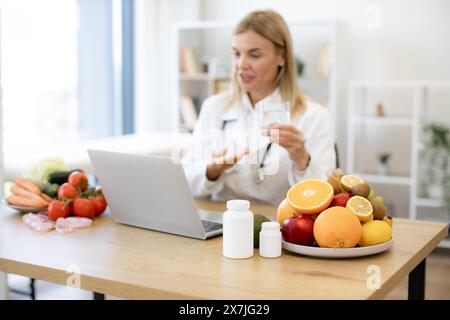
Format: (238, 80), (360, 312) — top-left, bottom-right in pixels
(93, 292), (105, 300)
(408, 258), (426, 300)
(30, 278), (36, 300)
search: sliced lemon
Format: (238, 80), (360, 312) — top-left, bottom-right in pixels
(346, 195), (373, 222)
(341, 175), (364, 193)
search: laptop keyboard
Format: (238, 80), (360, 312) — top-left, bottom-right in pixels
(201, 220), (223, 233)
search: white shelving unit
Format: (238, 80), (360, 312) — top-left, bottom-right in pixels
(172, 20), (339, 132)
(347, 80), (450, 249)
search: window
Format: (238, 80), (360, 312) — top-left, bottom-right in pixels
(0, 0), (134, 155)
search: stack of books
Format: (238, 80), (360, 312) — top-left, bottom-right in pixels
(180, 46), (202, 74)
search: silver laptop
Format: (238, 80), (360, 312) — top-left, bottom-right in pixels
(87, 149), (223, 239)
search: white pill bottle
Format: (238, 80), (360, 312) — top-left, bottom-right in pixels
(259, 221), (282, 258)
(223, 200), (254, 259)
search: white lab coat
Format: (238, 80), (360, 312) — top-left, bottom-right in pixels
(182, 89), (336, 206)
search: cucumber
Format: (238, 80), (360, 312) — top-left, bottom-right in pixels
(47, 169), (84, 185)
(43, 183), (60, 198)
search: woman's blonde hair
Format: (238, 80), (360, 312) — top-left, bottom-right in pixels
(226, 9), (306, 118)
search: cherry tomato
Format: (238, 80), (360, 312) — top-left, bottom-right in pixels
(57, 183), (80, 199)
(91, 196), (107, 216)
(73, 198), (96, 219)
(47, 200), (72, 221)
(68, 171), (89, 192)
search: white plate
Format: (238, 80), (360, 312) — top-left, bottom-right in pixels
(282, 239), (393, 258)
(2, 197), (46, 214)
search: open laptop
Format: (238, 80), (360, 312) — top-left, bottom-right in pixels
(87, 149), (223, 240)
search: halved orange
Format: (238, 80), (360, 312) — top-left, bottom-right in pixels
(341, 175), (364, 193)
(346, 195), (373, 222)
(287, 179), (334, 215)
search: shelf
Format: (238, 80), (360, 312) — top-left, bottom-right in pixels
(416, 198), (445, 208)
(418, 213), (449, 223)
(298, 76), (329, 82)
(356, 173), (412, 186)
(179, 73), (229, 81)
(438, 239), (450, 249)
(352, 115), (413, 126)
(350, 80), (450, 88)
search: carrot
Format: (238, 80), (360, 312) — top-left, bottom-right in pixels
(14, 178), (41, 195)
(6, 195), (47, 208)
(40, 193), (53, 203)
(11, 184), (45, 202)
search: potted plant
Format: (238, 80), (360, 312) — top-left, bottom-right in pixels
(422, 122), (450, 200)
(377, 152), (391, 175)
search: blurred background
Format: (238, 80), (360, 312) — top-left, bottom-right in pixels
(0, 0), (449, 299)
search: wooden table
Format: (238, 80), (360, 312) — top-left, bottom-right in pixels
(0, 201), (447, 300)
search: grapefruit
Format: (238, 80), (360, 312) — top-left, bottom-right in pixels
(286, 179), (334, 215)
(313, 206), (362, 248)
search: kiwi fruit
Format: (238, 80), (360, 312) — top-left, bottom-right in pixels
(371, 198), (387, 220)
(332, 168), (344, 180)
(327, 176), (341, 195)
(351, 183), (371, 198)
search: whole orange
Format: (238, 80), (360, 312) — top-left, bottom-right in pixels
(313, 206), (362, 248)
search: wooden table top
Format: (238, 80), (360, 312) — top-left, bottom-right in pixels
(0, 201), (448, 300)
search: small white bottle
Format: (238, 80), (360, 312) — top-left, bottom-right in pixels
(259, 221), (282, 258)
(223, 200), (254, 259)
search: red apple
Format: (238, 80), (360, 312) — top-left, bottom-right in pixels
(281, 215), (315, 246)
(330, 193), (351, 207)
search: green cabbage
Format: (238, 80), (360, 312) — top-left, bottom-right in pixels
(23, 157), (69, 188)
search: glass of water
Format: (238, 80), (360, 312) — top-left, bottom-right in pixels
(258, 101), (290, 135)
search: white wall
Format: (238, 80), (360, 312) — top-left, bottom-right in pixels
(134, 0), (201, 133)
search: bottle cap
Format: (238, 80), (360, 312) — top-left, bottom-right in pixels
(261, 221), (280, 230)
(226, 199), (250, 210)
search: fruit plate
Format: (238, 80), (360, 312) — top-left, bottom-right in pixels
(2, 197), (46, 214)
(282, 239), (393, 259)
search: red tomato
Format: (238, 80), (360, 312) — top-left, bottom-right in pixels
(73, 198), (96, 219)
(47, 200), (72, 221)
(68, 171), (89, 192)
(91, 196), (107, 216)
(58, 183), (80, 199)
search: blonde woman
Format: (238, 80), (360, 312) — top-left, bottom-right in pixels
(183, 9), (336, 205)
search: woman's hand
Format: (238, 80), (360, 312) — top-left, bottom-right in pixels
(268, 124), (310, 171)
(206, 148), (250, 181)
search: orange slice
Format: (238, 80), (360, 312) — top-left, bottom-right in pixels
(341, 175), (364, 193)
(287, 179), (334, 215)
(346, 195), (373, 222)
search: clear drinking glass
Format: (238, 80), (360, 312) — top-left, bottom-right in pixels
(258, 101), (290, 135)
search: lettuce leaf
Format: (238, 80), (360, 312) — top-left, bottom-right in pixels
(23, 158), (69, 188)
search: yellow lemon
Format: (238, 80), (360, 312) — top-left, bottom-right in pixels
(359, 220), (392, 247)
